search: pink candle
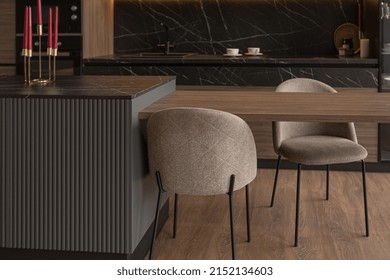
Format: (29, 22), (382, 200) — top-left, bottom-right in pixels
(47, 8), (52, 54)
(28, 6), (32, 55)
(23, 6), (29, 55)
(36, 0), (42, 25)
(53, 6), (58, 52)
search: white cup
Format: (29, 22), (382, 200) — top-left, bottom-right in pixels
(247, 47), (260, 54)
(226, 48), (239, 55)
(360, 39), (370, 58)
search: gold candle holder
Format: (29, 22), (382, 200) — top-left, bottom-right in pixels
(23, 39), (56, 85)
(22, 48), (32, 83)
(52, 48), (57, 81)
(22, 49), (27, 82)
(47, 47), (52, 81)
(22, 5), (58, 85)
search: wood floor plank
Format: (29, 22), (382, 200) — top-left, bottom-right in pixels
(151, 169), (390, 259)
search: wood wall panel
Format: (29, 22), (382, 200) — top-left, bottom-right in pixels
(82, 0), (114, 58)
(355, 122), (378, 162)
(0, 67), (16, 75)
(0, 0), (15, 64)
(246, 121), (276, 160)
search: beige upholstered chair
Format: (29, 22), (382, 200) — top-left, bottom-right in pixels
(270, 78), (369, 246)
(147, 107), (257, 259)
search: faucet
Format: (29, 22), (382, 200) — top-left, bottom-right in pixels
(160, 22), (170, 54)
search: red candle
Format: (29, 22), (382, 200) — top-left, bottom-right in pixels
(358, 0), (361, 38)
(53, 6), (58, 54)
(28, 6), (32, 56)
(47, 8), (52, 54)
(23, 6), (29, 55)
(36, 0), (42, 25)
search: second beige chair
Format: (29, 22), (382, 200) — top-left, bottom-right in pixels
(270, 78), (369, 246)
(147, 107), (257, 259)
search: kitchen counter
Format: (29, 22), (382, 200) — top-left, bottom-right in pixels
(84, 54), (378, 67)
(0, 75), (175, 259)
(83, 54), (378, 87)
(0, 75), (174, 98)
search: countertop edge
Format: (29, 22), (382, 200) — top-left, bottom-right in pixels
(84, 55), (378, 68)
(0, 76), (176, 99)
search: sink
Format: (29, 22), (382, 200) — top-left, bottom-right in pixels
(118, 52), (197, 58)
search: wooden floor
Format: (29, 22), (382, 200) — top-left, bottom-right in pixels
(151, 168), (390, 260)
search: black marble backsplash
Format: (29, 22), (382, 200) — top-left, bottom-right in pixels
(114, 0), (359, 57)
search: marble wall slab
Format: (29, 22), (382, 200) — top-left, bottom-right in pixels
(115, 0), (359, 57)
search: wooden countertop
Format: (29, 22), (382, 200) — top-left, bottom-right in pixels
(139, 87), (390, 123)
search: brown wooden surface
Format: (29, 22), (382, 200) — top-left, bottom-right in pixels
(82, 0), (114, 58)
(0, 0), (15, 64)
(246, 120), (275, 159)
(140, 88), (382, 162)
(139, 88), (390, 123)
(354, 123), (378, 162)
(151, 169), (390, 259)
(0, 67), (16, 76)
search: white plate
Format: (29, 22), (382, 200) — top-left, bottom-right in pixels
(223, 54), (243, 57)
(244, 53), (263, 56)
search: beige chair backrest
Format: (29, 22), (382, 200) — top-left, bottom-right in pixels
(147, 107), (257, 195)
(273, 78), (358, 154)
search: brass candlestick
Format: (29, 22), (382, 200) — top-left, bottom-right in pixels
(23, 38), (57, 85)
(23, 50), (27, 82)
(23, 46), (56, 84)
(48, 47), (52, 81)
(52, 48), (57, 81)
(22, 48), (32, 83)
(22, 6), (58, 85)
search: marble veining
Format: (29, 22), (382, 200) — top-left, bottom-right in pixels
(0, 76), (175, 99)
(115, 0), (359, 57)
(86, 1), (378, 87)
(83, 64), (378, 88)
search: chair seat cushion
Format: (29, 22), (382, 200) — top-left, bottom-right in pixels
(279, 135), (368, 165)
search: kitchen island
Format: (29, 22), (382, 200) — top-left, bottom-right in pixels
(0, 75), (175, 259)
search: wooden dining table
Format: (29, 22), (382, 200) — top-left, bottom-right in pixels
(139, 87), (390, 123)
(139, 87), (390, 162)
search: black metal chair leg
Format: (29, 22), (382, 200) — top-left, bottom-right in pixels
(294, 164), (302, 247)
(173, 193), (178, 238)
(326, 165), (330, 200)
(270, 155), (282, 207)
(228, 175), (236, 260)
(361, 160), (369, 237)
(245, 185), (250, 242)
(149, 171), (164, 260)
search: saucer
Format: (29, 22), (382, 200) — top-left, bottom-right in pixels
(382, 49), (390, 54)
(223, 53), (243, 57)
(244, 52), (263, 56)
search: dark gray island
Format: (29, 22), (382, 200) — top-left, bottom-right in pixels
(0, 75), (175, 259)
